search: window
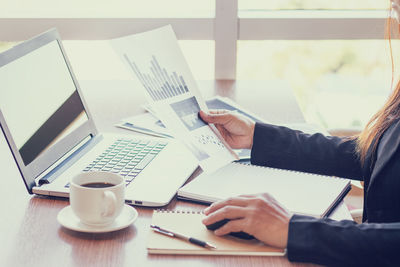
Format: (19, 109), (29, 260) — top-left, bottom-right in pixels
(236, 0), (392, 129)
(0, 0), (394, 130)
(0, 0), (215, 18)
(239, 0), (389, 10)
(238, 40), (395, 129)
(62, 40), (214, 81)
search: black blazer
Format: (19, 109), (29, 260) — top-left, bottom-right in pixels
(250, 121), (400, 266)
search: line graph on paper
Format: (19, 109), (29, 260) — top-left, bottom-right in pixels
(123, 54), (189, 101)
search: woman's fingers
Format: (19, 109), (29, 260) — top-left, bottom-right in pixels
(214, 218), (247, 236)
(204, 196), (250, 215)
(199, 110), (233, 125)
(215, 124), (227, 138)
(239, 193), (261, 198)
(208, 109), (229, 115)
(202, 205), (247, 225)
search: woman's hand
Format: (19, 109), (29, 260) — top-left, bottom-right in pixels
(202, 193), (293, 249)
(199, 110), (255, 149)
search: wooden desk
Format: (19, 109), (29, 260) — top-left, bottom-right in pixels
(0, 80), (344, 267)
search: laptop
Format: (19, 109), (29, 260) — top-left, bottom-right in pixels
(0, 29), (198, 207)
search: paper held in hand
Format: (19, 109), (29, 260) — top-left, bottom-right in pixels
(110, 25), (238, 172)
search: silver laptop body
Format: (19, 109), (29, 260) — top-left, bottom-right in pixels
(0, 29), (198, 207)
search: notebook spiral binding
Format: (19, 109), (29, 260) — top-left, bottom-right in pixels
(235, 162), (341, 180)
(155, 209), (204, 214)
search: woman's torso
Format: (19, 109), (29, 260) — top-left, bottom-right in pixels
(363, 119), (400, 223)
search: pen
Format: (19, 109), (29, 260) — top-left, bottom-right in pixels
(150, 224), (217, 249)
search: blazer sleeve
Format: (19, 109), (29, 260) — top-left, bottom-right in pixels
(287, 215), (400, 266)
(250, 123), (363, 180)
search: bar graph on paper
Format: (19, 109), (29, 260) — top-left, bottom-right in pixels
(124, 54), (189, 101)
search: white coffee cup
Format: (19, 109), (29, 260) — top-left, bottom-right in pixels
(70, 171), (125, 226)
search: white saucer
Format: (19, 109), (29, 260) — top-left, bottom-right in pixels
(57, 204), (138, 233)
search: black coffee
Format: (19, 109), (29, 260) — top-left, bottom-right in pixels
(81, 182), (116, 188)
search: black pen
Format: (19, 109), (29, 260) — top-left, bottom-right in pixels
(150, 224), (217, 249)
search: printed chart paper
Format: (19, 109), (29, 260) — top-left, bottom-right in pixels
(111, 25), (238, 172)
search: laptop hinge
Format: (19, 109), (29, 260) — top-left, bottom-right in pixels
(37, 134), (103, 185)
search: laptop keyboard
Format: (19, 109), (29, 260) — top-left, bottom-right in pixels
(65, 138), (167, 187)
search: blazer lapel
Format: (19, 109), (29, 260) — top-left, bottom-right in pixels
(369, 119), (400, 187)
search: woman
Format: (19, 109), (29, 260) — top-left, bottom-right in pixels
(201, 1), (400, 266)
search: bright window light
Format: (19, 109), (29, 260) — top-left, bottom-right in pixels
(62, 40), (214, 81)
(239, 0), (389, 10)
(237, 40), (398, 129)
(0, 0), (215, 18)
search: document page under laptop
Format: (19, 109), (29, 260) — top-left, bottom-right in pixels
(111, 26), (238, 172)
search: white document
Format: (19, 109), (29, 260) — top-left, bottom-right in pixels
(115, 112), (174, 138)
(111, 26), (238, 172)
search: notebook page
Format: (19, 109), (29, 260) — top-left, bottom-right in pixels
(178, 163), (350, 218)
(147, 210), (285, 256)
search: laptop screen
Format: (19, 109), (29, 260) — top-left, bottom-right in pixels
(0, 40), (88, 166)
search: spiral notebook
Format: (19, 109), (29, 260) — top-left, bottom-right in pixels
(147, 209), (285, 256)
(177, 163), (351, 218)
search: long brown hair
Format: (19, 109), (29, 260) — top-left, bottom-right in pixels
(357, 4), (400, 164)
